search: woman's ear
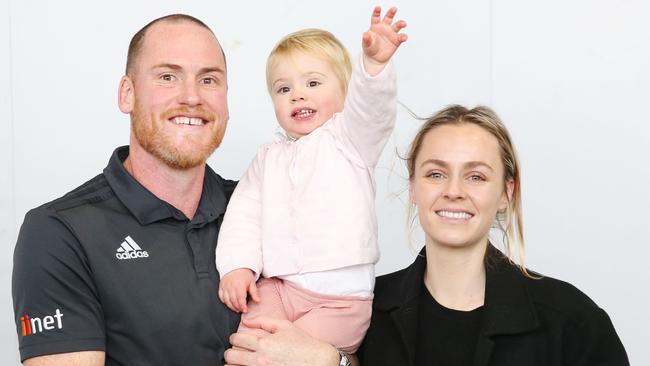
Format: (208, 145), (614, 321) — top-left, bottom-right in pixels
(499, 178), (515, 211)
(118, 75), (135, 114)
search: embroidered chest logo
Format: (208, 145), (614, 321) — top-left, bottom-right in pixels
(20, 309), (64, 336)
(116, 235), (149, 260)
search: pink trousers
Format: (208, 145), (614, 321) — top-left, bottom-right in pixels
(239, 277), (373, 353)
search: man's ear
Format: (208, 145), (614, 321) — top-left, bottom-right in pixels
(118, 75), (135, 113)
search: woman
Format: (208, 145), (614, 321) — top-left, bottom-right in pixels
(357, 105), (628, 365)
(225, 105), (629, 366)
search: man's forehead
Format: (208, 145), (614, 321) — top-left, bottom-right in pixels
(140, 21), (223, 61)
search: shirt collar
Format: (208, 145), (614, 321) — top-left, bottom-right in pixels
(103, 146), (228, 226)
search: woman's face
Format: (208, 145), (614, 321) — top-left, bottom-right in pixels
(410, 123), (513, 250)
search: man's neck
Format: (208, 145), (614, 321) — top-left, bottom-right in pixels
(125, 143), (205, 220)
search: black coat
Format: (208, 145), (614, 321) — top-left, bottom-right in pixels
(358, 246), (629, 366)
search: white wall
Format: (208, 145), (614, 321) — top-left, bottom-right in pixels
(4, 1), (647, 364)
(2, 0), (19, 362)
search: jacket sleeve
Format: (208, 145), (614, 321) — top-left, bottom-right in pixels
(215, 147), (265, 279)
(12, 208), (106, 362)
(563, 307), (629, 366)
(336, 55), (397, 168)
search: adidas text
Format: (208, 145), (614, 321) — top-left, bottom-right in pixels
(116, 251), (149, 260)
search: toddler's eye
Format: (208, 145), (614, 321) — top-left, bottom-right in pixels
(307, 80), (321, 87)
(277, 86), (290, 94)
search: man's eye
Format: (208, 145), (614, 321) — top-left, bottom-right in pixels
(277, 86), (290, 94)
(201, 77), (216, 85)
(308, 80), (321, 87)
(160, 74), (175, 82)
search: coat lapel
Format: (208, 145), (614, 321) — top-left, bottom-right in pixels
(375, 248), (427, 366)
(473, 245), (540, 366)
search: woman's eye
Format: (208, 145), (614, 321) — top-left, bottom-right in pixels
(469, 174), (485, 182)
(428, 172), (443, 179)
(308, 80), (321, 87)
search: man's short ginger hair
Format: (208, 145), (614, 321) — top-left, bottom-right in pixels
(125, 14), (226, 76)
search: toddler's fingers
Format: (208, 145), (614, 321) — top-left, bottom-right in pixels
(248, 282), (261, 303)
(393, 20), (407, 32)
(370, 6), (381, 24)
(222, 291), (236, 312)
(362, 32), (373, 49)
(226, 288), (241, 312)
(235, 286), (248, 312)
(382, 7), (398, 24)
(218, 288), (225, 303)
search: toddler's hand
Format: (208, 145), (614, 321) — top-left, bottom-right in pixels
(362, 6), (408, 76)
(218, 268), (261, 313)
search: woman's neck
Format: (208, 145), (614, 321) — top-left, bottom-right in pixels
(423, 241), (487, 311)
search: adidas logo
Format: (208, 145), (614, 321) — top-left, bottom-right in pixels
(116, 236), (149, 260)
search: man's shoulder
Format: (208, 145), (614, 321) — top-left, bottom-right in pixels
(27, 173), (114, 221)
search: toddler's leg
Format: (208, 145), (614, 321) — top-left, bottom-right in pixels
(238, 277), (288, 337)
(284, 283), (373, 353)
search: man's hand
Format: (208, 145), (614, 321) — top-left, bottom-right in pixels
(362, 6), (408, 76)
(225, 317), (340, 366)
(218, 268), (260, 313)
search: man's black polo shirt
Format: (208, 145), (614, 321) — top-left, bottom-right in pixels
(12, 146), (240, 365)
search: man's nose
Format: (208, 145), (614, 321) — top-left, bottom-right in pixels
(178, 80), (201, 106)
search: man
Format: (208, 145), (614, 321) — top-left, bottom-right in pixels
(12, 14), (239, 365)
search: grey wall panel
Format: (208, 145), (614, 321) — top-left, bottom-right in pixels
(491, 1), (649, 364)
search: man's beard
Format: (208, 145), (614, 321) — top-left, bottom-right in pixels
(131, 99), (225, 170)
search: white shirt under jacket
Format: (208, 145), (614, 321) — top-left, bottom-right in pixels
(216, 57), (396, 295)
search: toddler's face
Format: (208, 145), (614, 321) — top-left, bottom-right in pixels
(268, 53), (345, 139)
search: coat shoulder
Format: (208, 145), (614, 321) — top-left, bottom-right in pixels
(522, 271), (602, 324)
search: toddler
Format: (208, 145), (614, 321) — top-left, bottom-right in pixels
(216, 6), (407, 353)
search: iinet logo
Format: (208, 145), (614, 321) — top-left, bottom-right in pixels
(21, 309), (64, 336)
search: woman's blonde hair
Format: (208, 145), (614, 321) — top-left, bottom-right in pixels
(406, 105), (530, 274)
(266, 28), (352, 95)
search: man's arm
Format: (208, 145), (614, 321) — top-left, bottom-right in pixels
(24, 351), (105, 366)
(13, 208), (105, 363)
(225, 317), (340, 366)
